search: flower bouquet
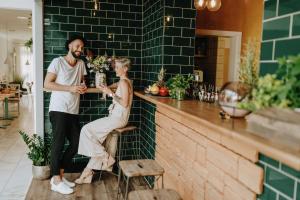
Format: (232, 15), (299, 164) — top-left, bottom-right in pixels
(87, 55), (110, 73)
(87, 54), (111, 88)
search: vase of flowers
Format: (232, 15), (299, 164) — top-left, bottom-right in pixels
(87, 54), (110, 87)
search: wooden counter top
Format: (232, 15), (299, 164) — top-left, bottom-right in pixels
(135, 91), (300, 170)
(44, 88), (102, 93)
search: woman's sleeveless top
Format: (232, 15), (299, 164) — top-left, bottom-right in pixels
(108, 78), (133, 122)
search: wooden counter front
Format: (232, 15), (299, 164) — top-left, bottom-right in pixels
(135, 91), (300, 171)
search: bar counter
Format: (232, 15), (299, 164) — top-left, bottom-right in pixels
(135, 91), (300, 170)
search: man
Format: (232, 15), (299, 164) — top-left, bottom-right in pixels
(44, 35), (88, 194)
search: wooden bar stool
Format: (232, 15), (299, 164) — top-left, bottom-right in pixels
(128, 189), (182, 200)
(99, 125), (137, 180)
(117, 159), (165, 200)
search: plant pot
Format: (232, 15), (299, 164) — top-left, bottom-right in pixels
(169, 89), (176, 99)
(32, 165), (50, 180)
(176, 88), (185, 101)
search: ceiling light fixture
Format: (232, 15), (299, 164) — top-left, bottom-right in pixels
(194, 0), (221, 11)
(207, 0), (222, 11)
(194, 0), (207, 10)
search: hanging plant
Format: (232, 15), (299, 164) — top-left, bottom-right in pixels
(24, 38), (33, 49)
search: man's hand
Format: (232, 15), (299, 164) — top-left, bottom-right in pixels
(70, 85), (87, 94)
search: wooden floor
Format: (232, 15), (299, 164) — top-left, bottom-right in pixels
(25, 173), (148, 200)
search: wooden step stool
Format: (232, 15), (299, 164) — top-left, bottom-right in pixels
(128, 189), (182, 200)
(117, 159), (165, 200)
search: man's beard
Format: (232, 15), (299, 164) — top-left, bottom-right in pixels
(71, 51), (81, 59)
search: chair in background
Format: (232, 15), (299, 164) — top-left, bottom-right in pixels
(7, 84), (21, 116)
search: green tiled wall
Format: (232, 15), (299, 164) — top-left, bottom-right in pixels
(44, 0), (142, 164)
(141, 0), (164, 87)
(260, 0), (300, 75)
(140, 0), (195, 163)
(141, 0), (196, 87)
(259, 1), (300, 199)
(258, 154), (300, 200)
(44, 0), (195, 168)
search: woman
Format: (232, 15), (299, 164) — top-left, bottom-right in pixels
(75, 58), (133, 184)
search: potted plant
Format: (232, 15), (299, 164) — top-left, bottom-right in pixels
(168, 74), (193, 100)
(239, 54), (300, 111)
(19, 131), (51, 180)
(24, 38), (33, 51)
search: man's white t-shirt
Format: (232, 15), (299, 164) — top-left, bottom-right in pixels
(47, 56), (87, 115)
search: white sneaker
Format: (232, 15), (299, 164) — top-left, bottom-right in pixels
(50, 178), (74, 195)
(62, 177), (75, 188)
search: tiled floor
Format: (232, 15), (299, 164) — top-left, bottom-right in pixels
(0, 95), (34, 200)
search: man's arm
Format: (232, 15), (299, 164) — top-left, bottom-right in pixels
(44, 72), (85, 94)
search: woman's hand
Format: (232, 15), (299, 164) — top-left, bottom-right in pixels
(99, 84), (113, 95)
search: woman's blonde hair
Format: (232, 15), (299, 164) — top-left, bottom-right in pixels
(115, 57), (131, 71)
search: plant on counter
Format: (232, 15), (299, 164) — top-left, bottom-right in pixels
(167, 74), (193, 100)
(87, 54), (110, 73)
(239, 39), (260, 88)
(239, 54), (300, 111)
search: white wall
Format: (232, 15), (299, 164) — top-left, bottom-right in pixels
(0, 32), (16, 82)
(0, 0), (44, 136)
(0, 0), (32, 10)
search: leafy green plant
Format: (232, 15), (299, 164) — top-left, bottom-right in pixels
(239, 39), (260, 88)
(24, 38), (33, 49)
(166, 74), (193, 100)
(277, 55), (300, 108)
(239, 74), (289, 111)
(239, 54), (300, 111)
(19, 131), (51, 166)
(168, 74), (193, 90)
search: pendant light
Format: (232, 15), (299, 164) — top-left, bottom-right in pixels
(207, 0), (222, 11)
(194, 0), (207, 10)
(4, 24), (9, 64)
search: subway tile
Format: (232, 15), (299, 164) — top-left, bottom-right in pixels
(52, 15), (68, 23)
(264, 0), (277, 19)
(263, 17), (290, 40)
(281, 164), (300, 179)
(76, 8), (91, 17)
(69, 0), (84, 8)
(60, 7), (75, 15)
(76, 24), (91, 32)
(292, 14), (300, 36)
(259, 62), (278, 76)
(260, 41), (273, 60)
(278, 0), (300, 16)
(44, 6), (59, 15)
(84, 17), (99, 25)
(60, 23), (75, 31)
(266, 166), (295, 198)
(69, 16), (83, 24)
(275, 38), (300, 57)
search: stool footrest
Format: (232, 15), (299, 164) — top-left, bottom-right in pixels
(115, 126), (137, 134)
(128, 189), (182, 200)
(119, 159), (164, 177)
